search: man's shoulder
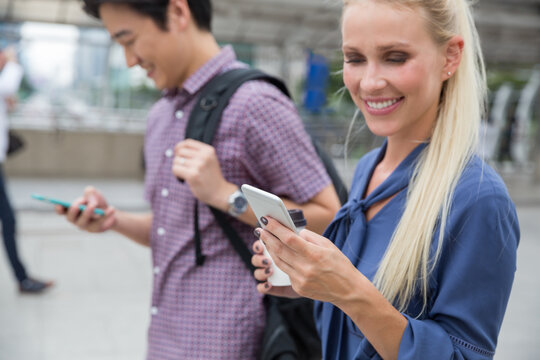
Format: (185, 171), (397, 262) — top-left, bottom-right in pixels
(217, 71), (298, 125)
(234, 76), (293, 108)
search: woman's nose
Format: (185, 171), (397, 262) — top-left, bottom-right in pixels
(360, 65), (387, 92)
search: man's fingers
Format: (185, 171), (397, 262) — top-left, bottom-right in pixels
(54, 204), (66, 215)
(66, 197), (85, 223)
(174, 146), (200, 159)
(83, 186), (98, 198)
(182, 138), (211, 150)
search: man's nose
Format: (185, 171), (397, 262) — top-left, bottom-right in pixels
(124, 48), (140, 68)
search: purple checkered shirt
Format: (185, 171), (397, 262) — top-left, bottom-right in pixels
(143, 46), (331, 359)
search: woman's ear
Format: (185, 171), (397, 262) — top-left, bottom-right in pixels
(443, 35), (464, 80)
(167, 0), (191, 32)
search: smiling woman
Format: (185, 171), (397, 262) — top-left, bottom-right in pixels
(251, 0), (519, 359)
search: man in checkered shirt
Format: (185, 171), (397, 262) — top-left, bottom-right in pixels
(59, 0), (341, 358)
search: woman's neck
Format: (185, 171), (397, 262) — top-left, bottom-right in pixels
(380, 137), (427, 173)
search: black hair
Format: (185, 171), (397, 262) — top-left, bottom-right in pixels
(82, 0), (212, 32)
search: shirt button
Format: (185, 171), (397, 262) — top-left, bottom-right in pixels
(161, 188), (169, 197)
(157, 227), (166, 236)
(153, 266), (160, 275)
(150, 306), (158, 316)
(175, 110), (184, 119)
(165, 149), (173, 158)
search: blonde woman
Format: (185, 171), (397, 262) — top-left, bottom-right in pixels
(251, 0), (519, 359)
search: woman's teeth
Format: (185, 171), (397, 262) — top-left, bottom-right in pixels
(367, 98), (400, 109)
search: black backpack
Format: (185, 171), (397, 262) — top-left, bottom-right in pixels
(184, 68), (347, 360)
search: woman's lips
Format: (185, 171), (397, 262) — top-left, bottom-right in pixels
(363, 97), (404, 115)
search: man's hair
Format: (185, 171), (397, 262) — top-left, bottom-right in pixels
(82, 0), (212, 32)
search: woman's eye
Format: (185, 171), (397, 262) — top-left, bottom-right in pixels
(344, 58), (365, 64)
(386, 53), (408, 63)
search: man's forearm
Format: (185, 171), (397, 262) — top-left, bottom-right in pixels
(283, 185), (341, 234)
(111, 211), (153, 247)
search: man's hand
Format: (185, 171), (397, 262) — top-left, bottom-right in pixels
(55, 186), (116, 233)
(5, 96), (17, 113)
(172, 139), (236, 208)
(3, 46), (17, 63)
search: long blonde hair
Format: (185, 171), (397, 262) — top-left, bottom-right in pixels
(343, 0), (487, 313)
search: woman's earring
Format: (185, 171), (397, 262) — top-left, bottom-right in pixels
(447, 72), (451, 76)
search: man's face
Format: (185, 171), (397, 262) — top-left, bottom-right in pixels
(99, 3), (189, 90)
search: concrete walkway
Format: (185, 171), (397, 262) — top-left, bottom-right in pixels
(1, 175), (539, 359)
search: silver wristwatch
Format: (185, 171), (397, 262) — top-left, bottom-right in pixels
(227, 189), (248, 217)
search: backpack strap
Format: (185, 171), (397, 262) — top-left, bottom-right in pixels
(185, 68), (288, 268)
(185, 68), (290, 145)
(311, 139), (349, 206)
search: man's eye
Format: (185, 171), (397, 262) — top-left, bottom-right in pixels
(122, 39), (135, 47)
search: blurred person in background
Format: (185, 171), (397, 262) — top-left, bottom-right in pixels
(0, 47), (54, 294)
(252, 0), (520, 359)
(56, 0), (340, 359)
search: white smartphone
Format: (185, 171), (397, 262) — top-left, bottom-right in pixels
(241, 184), (297, 286)
(241, 184), (298, 233)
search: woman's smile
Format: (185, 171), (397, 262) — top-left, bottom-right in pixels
(363, 96), (404, 115)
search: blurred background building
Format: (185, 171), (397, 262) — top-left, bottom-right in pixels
(0, 0), (538, 179)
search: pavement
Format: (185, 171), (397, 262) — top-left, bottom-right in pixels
(0, 171), (539, 359)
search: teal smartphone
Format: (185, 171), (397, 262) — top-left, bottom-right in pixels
(31, 194), (105, 216)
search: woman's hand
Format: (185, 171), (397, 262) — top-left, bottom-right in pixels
(256, 216), (367, 307)
(251, 239), (301, 298)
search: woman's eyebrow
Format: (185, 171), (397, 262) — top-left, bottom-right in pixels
(376, 42), (411, 52)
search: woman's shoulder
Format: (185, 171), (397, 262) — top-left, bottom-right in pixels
(453, 155), (514, 209)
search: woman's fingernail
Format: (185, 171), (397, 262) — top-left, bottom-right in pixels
(265, 267), (271, 274)
(264, 283), (270, 289)
(262, 259), (269, 266)
(260, 217), (268, 225)
(253, 229), (260, 239)
(254, 244), (260, 252)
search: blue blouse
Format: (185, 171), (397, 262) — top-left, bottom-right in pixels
(314, 142), (519, 359)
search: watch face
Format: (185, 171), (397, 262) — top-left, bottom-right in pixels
(229, 190), (248, 216)
(234, 195), (248, 210)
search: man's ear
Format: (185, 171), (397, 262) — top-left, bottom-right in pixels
(167, 0), (191, 32)
(442, 35), (464, 80)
